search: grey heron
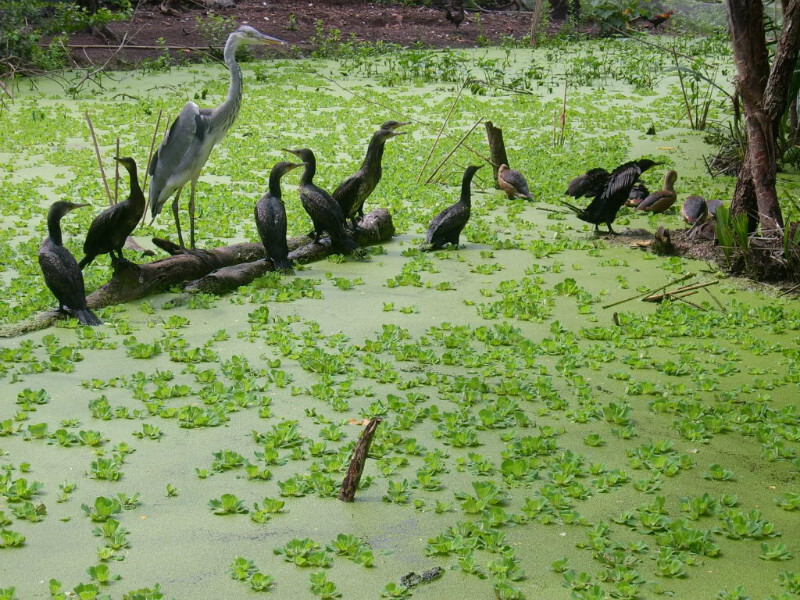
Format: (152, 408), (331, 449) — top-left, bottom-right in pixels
(148, 26), (284, 250)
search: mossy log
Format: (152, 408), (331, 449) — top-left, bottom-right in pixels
(186, 208), (394, 295)
(0, 208), (394, 338)
(339, 417), (382, 502)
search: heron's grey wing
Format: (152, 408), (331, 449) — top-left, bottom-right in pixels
(148, 101), (202, 208)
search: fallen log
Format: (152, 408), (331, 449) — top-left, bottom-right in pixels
(185, 209), (394, 295)
(0, 208), (394, 338)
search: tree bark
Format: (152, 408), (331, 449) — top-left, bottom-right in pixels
(726, 0), (800, 234)
(0, 209), (394, 338)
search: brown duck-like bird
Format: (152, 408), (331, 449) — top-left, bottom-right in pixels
(497, 164), (533, 200)
(284, 148), (359, 255)
(255, 161), (303, 272)
(79, 157), (145, 269)
(636, 170), (678, 213)
(562, 159), (661, 234)
(423, 165), (482, 251)
(681, 195), (708, 225)
(39, 201), (102, 326)
(333, 121), (408, 228)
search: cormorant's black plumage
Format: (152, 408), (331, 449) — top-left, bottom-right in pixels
(38, 201), (102, 326)
(284, 148), (359, 255)
(333, 121), (407, 228)
(423, 165), (481, 250)
(561, 159), (660, 234)
(255, 161), (302, 271)
(79, 156), (145, 269)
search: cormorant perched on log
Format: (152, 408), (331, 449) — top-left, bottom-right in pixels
(636, 170), (678, 213)
(561, 158), (660, 234)
(284, 148), (359, 255)
(79, 157), (145, 269)
(38, 201), (102, 326)
(497, 164), (532, 200)
(422, 165), (482, 251)
(625, 182), (650, 207)
(333, 121), (408, 228)
(255, 161), (302, 272)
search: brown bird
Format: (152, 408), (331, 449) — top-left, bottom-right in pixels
(497, 164), (533, 200)
(636, 170), (678, 213)
(681, 195), (708, 225)
(444, 0), (465, 28)
(647, 10), (674, 29)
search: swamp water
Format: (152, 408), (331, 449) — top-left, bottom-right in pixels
(0, 45), (798, 599)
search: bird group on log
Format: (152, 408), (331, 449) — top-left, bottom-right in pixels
(562, 159), (661, 234)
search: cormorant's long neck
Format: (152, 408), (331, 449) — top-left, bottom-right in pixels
(212, 37), (244, 134)
(460, 172), (474, 208)
(361, 133), (387, 171)
(268, 171), (285, 199)
(127, 164), (145, 209)
(300, 158), (316, 186)
(47, 211), (64, 246)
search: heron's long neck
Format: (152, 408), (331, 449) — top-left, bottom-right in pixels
(214, 39), (244, 134)
(47, 212), (64, 246)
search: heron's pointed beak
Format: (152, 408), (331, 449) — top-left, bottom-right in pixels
(258, 33), (286, 46)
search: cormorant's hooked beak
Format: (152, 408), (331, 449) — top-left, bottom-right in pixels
(73, 203), (90, 209)
(282, 148), (300, 157)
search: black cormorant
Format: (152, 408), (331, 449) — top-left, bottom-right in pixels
(636, 170), (678, 213)
(284, 148), (359, 255)
(332, 121), (407, 228)
(561, 158), (661, 234)
(38, 201), (102, 326)
(423, 165), (481, 251)
(255, 161), (302, 271)
(497, 164), (532, 200)
(79, 157), (145, 269)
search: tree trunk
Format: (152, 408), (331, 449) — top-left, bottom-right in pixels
(726, 0), (800, 234)
(0, 209), (394, 338)
(338, 417), (381, 502)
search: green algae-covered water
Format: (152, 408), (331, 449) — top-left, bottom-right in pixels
(0, 42), (798, 600)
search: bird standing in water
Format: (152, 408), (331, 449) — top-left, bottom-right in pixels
(148, 26), (284, 250)
(497, 164), (532, 200)
(285, 148), (359, 255)
(255, 161), (303, 272)
(423, 165), (482, 250)
(80, 157), (145, 269)
(333, 121), (408, 228)
(38, 201), (102, 326)
(561, 158), (660, 234)
(636, 170), (678, 213)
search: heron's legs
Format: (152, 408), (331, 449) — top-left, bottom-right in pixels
(171, 186), (187, 251)
(188, 178), (198, 250)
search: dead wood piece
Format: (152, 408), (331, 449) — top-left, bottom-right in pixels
(184, 208), (394, 295)
(643, 280), (719, 303)
(485, 121), (509, 186)
(339, 417), (382, 502)
(651, 226), (676, 256)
